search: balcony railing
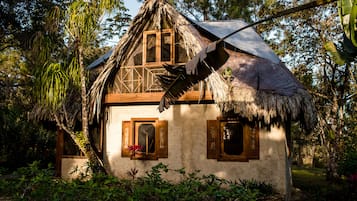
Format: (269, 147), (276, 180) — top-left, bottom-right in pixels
(112, 65), (168, 93)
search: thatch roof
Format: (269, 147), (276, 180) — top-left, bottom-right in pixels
(88, 0), (317, 131)
(207, 49), (316, 131)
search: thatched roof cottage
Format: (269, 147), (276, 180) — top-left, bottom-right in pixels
(58, 0), (316, 198)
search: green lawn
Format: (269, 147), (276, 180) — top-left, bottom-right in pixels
(292, 166), (356, 201)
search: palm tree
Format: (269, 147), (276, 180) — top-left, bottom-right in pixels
(37, 0), (121, 173)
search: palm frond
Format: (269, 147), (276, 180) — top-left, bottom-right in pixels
(157, 41), (229, 112)
(68, 56), (81, 87)
(38, 63), (69, 110)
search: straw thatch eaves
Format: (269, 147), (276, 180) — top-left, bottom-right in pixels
(88, 0), (317, 131)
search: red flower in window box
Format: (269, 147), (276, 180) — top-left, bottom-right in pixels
(128, 145), (142, 152)
(128, 145), (143, 159)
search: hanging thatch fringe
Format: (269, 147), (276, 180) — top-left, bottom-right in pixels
(213, 87), (316, 131)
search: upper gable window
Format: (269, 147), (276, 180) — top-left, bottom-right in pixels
(175, 34), (189, 63)
(143, 29), (174, 65)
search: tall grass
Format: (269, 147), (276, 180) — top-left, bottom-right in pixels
(292, 166), (357, 201)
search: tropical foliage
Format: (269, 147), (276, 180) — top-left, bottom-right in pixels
(0, 1), (60, 170)
(0, 162), (277, 201)
(338, 0), (357, 50)
(0, 0), (130, 171)
(34, 0), (129, 173)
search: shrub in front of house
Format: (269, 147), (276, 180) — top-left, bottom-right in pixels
(338, 148), (357, 177)
(0, 162), (278, 201)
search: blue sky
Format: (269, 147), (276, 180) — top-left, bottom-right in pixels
(104, 1), (141, 46)
(124, 0), (141, 17)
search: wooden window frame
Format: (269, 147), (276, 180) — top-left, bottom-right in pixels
(143, 29), (174, 65)
(122, 118), (168, 160)
(207, 118), (259, 162)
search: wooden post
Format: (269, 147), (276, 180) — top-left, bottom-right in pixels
(55, 128), (64, 177)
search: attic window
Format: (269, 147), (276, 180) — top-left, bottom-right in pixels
(121, 118), (168, 160)
(143, 29), (174, 64)
(207, 119), (259, 161)
(161, 32), (171, 61)
(175, 33), (189, 63)
(146, 34), (157, 62)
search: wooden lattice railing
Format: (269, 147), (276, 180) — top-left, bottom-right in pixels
(115, 66), (168, 93)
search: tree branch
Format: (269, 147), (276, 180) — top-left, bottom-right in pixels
(218, 0), (338, 43)
(54, 113), (74, 136)
(309, 89), (331, 101)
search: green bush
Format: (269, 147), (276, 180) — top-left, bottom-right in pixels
(129, 163), (274, 201)
(1, 162), (277, 201)
(239, 179), (274, 196)
(338, 148), (357, 176)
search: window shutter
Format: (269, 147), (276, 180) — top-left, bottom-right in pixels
(245, 124), (259, 159)
(207, 120), (219, 159)
(122, 121), (132, 157)
(156, 120), (168, 158)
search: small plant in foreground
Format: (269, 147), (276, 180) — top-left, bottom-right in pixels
(239, 179), (274, 196)
(128, 167), (139, 180)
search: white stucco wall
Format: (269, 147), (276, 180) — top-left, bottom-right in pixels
(103, 104), (289, 195)
(61, 157), (89, 180)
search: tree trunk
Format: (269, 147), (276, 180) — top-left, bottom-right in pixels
(78, 45), (106, 174)
(326, 96), (342, 180)
(326, 147), (339, 180)
(297, 143), (303, 166)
